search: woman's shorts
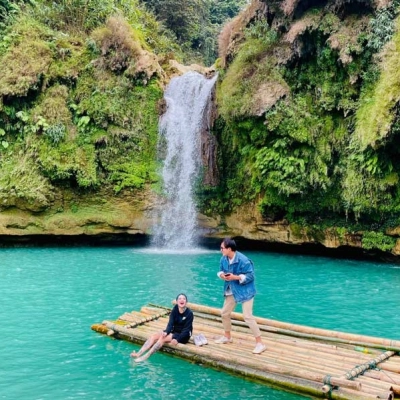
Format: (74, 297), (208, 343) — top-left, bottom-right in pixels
(172, 333), (190, 344)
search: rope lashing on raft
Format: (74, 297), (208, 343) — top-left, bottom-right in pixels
(344, 360), (378, 380)
(323, 375), (332, 386)
(321, 375), (336, 399)
(321, 350), (396, 396)
(323, 375), (333, 391)
(343, 350), (395, 380)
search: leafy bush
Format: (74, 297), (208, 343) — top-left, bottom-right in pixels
(33, 0), (182, 58)
(362, 231), (396, 252)
(214, 8), (384, 222)
(33, 0), (118, 32)
(37, 139), (98, 187)
(45, 123), (66, 144)
(0, 0), (29, 31)
(141, 0), (248, 65)
(108, 161), (157, 193)
(368, 0), (400, 51)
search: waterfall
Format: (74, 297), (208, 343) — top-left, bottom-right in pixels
(152, 71), (218, 250)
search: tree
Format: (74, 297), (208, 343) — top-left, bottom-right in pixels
(0, 0), (28, 26)
(210, 0), (248, 25)
(139, 0), (248, 64)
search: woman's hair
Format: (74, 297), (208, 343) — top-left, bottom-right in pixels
(221, 237), (237, 251)
(176, 293), (188, 301)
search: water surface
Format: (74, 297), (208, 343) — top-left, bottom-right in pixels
(1, 246), (399, 399)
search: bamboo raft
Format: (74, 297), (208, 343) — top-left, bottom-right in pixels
(91, 302), (400, 400)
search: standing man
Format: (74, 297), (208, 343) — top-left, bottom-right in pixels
(215, 237), (266, 354)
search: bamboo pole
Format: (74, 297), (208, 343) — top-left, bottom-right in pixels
(376, 362), (400, 374)
(178, 322), (357, 373)
(193, 312), (386, 362)
(192, 319), (386, 373)
(102, 319), (362, 391)
(93, 304), (400, 400)
(147, 310), (400, 396)
(91, 323), (108, 334)
(110, 319), (363, 392)
(118, 311), (151, 323)
(114, 309), (170, 329)
(140, 306), (171, 315)
(183, 302), (400, 351)
(320, 385), (381, 399)
(364, 369), (400, 385)
(149, 311), (396, 386)
(391, 385), (400, 395)
(357, 375), (400, 395)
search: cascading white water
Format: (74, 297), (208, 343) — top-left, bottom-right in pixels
(152, 71), (218, 250)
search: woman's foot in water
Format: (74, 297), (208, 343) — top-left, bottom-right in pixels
(134, 355), (146, 363)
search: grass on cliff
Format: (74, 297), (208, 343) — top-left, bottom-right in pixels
(217, 24), (281, 120)
(0, 147), (54, 210)
(354, 15), (400, 149)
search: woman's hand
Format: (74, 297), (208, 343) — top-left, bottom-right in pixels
(170, 339), (178, 345)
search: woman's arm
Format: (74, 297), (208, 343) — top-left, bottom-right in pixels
(164, 306), (177, 334)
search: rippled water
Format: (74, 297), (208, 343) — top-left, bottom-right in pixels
(1, 246), (399, 399)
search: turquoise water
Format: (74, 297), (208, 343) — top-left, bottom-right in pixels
(1, 246), (399, 400)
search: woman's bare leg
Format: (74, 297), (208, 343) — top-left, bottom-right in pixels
(130, 332), (161, 357)
(134, 334), (173, 362)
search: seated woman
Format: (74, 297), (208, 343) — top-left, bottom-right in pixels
(130, 293), (193, 362)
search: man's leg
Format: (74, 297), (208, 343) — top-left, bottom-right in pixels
(242, 298), (266, 354)
(220, 295), (236, 339)
(242, 298), (261, 340)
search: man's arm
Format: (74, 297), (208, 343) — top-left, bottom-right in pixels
(238, 258), (255, 284)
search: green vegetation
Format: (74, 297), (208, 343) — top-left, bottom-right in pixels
(0, 0), (256, 213)
(218, 22), (280, 119)
(139, 0), (248, 65)
(362, 231), (397, 252)
(3, 0), (400, 255)
(206, 4), (400, 252)
(355, 15), (400, 150)
(0, 0), (167, 209)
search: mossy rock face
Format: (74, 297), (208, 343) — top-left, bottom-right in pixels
(0, 185), (157, 237)
(0, 40), (52, 97)
(0, 151), (55, 212)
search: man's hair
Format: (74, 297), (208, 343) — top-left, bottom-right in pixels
(222, 237), (237, 251)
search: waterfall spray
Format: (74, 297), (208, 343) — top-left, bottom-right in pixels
(152, 71), (218, 250)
